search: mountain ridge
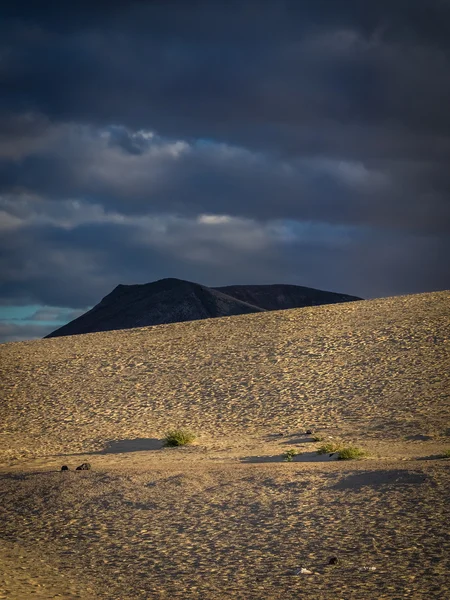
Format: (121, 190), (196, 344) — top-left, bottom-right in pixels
(44, 278), (361, 338)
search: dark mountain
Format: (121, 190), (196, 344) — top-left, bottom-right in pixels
(215, 284), (359, 311)
(44, 278), (362, 338)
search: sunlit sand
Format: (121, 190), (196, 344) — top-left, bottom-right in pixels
(1, 291), (449, 599)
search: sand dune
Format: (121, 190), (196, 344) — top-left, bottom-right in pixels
(0, 291), (449, 599)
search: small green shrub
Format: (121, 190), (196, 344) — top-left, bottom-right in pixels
(283, 449), (298, 462)
(317, 442), (342, 455)
(441, 448), (450, 458)
(337, 446), (366, 460)
(312, 434), (324, 442)
(164, 429), (196, 447)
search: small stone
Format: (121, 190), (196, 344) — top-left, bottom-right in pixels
(306, 430), (313, 435)
(296, 567), (313, 575)
(75, 462), (91, 470)
(328, 556), (338, 565)
(61, 465), (69, 471)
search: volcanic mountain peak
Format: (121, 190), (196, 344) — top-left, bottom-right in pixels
(45, 278), (361, 339)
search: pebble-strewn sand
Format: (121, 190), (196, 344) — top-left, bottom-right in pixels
(0, 291), (449, 599)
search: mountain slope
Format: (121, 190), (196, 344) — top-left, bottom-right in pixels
(215, 283), (358, 310)
(45, 277), (361, 338)
(45, 278), (265, 338)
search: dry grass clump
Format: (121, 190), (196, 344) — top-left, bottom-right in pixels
(163, 429), (196, 447)
(316, 441), (366, 460)
(336, 446), (366, 460)
(317, 441), (342, 455)
(283, 449), (298, 462)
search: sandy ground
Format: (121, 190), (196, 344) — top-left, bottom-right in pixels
(0, 291), (449, 599)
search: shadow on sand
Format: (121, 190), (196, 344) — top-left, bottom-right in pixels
(97, 438), (164, 454)
(417, 454), (448, 461)
(263, 433), (316, 445)
(61, 438), (164, 456)
(241, 451), (338, 464)
(332, 470), (431, 491)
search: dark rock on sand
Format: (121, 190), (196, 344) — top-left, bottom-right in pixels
(76, 463), (91, 471)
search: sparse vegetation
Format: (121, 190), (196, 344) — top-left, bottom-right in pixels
(283, 449), (298, 462)
(441, 449), (450, 458)
(317, 442), (342, 455)
(316, 441), (366, 459)
(336, 446), (366, 460)
(312, 434), (324, 442)
(163, 429), (196, 447)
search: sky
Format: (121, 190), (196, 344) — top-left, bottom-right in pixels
(1, 0), (450, 343)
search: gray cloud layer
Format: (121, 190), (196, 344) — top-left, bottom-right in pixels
(1, 1), (449, 340)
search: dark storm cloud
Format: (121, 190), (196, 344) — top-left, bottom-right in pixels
(281, 227), (450, 300)
(1, 124), (449, 234)
(0, 213), (292, 308)
(0, 0), (449, 342)
(2, 0), (450, 143)
(2, 211), (448, 313)
(2, 0), (450, 162)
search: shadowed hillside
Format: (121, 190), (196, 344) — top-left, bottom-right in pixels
(0, 291), (449, 599)
(215, 283), (359, 310)
(44, 278), (361, 338)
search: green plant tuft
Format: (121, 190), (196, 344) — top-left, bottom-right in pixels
(441, 448), (450, 458)
(312, 434), (324, 442)
(336, 446), (366, 460)
(164, 429), (196, 447)
(283, 449), (298, 462)
(317, 442), (342, 455)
